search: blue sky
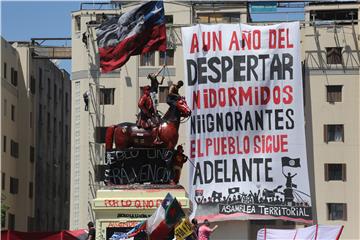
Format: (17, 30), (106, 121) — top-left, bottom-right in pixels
(1, 1), (305, 74)
(1, 1), (81, 73)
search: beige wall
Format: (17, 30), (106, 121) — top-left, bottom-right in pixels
(1, 38), (34, 231)
(1, 38), (71, 231)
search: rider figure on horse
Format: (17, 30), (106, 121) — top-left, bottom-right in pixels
(137, 85), (162, 144)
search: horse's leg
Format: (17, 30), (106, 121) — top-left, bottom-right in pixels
(105, 125), (116, 150)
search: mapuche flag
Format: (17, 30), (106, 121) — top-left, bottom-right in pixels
(281, 157), (301, 168)
(96, 1), (166, 73)
(147, 194), (185, 240)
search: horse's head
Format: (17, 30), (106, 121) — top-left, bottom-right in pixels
(176, 97), (192, 118)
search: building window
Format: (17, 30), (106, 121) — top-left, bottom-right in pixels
(326, 47), (342, 64)
(29, 182), (33, 199)
(197, 12), (240, 23)
(10, 68), (18, 86)
(327, 85), (342, 103)
(47, 78), (51, 100)
(159, 50), (174, 66)
(30, 146), (35, 163)
(39, 104), (43, 125)
(30, 75), (36, 94)
(140, 52), (155, 66)
(54, 84), (57, 105)
(100, 88), (115, 105)
(3, 62), (7, 79)
(324, 124), (344, 143)
(47, 112), (51, 133)
(10, 177), (19, 194)
(165, 15), (173, 24)
(325, 164), (346, 181)
(10, 140), (19, 158)
(8, 213), (15, 230)
(27, 217), (34, 232)
(39, 68), (43, 92)
(30, 112), (33, 128)
(1, 210), (5, 228)
(65, 92), (69, 113)
(3, 135), (6, 153)
(11, 105), (15, 121)
(2, 172), (5, 190)
(327, 203), (347, 220)
(3, 99), (7, 116)
(159, 86), (169, 103)
(311, 9), (358, 26)
(75, 15), (81, 32)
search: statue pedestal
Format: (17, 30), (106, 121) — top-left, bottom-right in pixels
(92, 184), (190, 239)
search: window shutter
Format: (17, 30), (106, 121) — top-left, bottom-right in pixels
(324, 125), (328, 143)
(342, 164), (346, 181)
(342, 125), (345, 142)
(343, 204), (347, 220)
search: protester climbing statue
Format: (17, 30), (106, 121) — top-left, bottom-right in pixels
(148, 64), (166, 113)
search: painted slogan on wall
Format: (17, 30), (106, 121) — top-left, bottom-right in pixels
(182, 22), (312, 223)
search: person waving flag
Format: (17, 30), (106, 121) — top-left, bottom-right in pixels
(96, 1), (166, 73)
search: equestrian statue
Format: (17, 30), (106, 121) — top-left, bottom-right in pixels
(105, 80), (191, 151)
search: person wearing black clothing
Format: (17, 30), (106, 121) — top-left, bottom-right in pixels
(87, 221), (96, 240)
(148, 64), (165, 112)
(191, 218), (199, 238)
(83, 91), (90, 111)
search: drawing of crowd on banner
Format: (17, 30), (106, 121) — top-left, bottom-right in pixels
(194, 157), (311, 220)
(182, 22), (312, 222)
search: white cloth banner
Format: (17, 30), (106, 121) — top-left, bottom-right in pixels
(182, 22), (312, 222)
(256, 225), (344, 240)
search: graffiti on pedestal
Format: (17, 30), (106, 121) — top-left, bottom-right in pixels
(104, 149), (174, 184)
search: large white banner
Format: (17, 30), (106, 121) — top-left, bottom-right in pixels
(182, 22), (312, 223)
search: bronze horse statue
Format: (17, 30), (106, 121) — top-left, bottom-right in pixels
(105, 97), (192, 150)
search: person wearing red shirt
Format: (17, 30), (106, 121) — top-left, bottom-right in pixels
(198, 219), (218, 240)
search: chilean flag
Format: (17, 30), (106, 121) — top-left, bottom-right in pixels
(96, 1), (166, 73)
(146, 193), (185, 240)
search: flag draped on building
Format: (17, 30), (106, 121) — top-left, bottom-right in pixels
(96, 0), (166, 73)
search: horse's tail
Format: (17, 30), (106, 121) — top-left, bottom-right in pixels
(105, 125), (116, 150)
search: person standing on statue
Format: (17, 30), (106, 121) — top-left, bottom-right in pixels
(148, 64), (166, 113)
(167, 80), (184, 106)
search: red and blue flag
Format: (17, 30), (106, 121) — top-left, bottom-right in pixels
(96, 1), (166, 73)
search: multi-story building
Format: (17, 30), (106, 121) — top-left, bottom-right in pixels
(70, 1), (360, 239)
(1, 38), (71, 231)
(303, 2), (360, 240)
